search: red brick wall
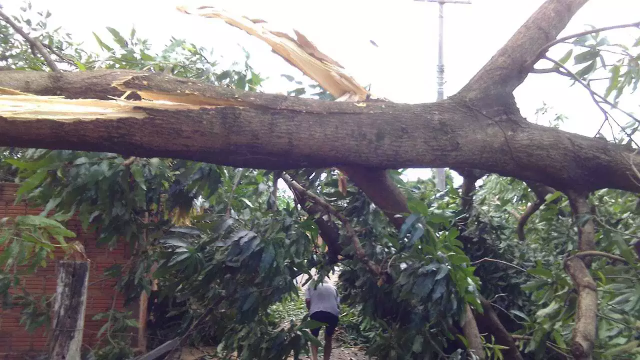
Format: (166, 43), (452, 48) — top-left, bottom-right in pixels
(0, 183), (134, 359)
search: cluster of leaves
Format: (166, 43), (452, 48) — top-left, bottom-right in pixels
(89, 310), (139, 360)
(0, 213), (76, 332)
(550, 25), (640, 142)
(265, 169), (481, 359)
(468, 175), (640, 359)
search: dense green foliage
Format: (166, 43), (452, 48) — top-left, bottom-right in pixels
(1, 3), (640, 360)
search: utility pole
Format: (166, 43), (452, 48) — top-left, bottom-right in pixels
(416, 0), (471, 190)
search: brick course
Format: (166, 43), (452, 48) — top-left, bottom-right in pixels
(0, 183), (133, 360)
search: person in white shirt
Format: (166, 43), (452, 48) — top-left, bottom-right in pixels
(304, 277), (340, 360)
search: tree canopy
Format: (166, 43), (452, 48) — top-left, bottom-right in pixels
(0, 1), (640, 360)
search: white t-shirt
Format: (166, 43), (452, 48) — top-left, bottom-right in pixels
(304, 282), (340, 317)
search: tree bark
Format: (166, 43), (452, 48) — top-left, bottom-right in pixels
(1, 70), (638, 193)
(461, 305), (486, 360)
(566, 192), (598, 360)
(49, 260), (90, 360)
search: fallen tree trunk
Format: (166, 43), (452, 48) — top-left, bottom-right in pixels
(0, 70), (637, 193)
(49, 260), (90, 360)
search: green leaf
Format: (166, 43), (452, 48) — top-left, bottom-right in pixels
(40, 197), (61, 217)
(259, 244), (275, 273)
(535, 301), (560, 318)
(400, 214), (420, 239)
(527, 268), (553, 279)
(431, 280), (446, 300)
(605, 65), (621, 98)
(575, 60), (597, 79)
(160, 237), (190, 247)
(412, 335), (423, 353)
(551, 330), (567, 349)
(16, 170), (48, 199)
(435, 265), (449, 280)
(239, 198), (254, 208)
(449, 254), (469, 266)
(242, 292), (257, 311)
(576, 213), (593, 227)
(407, 224), (424, 247)
(131, 165), (146, 190)
(93, 32), (113, 52)
(16, 216), (75, 238)
(574, 50), (599, 65)
(413, 272), (437, 298)
(408, 198), (429, 216)
(0, 240), (20, 268)
(106, 27), (128, 48)
(612, 233), (636, 264)
(544, 191), (562, 203)
(510, 310), (530, 322)
(557, 49), (573, 65)
(297, 319), (326, 331)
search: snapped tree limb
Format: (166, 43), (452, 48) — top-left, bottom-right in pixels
(1, 70), (638, 193)
(281, 173), (381, 276)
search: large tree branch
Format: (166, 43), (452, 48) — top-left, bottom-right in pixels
(284, 173), (344, 263)
(461, 0), (588, 101)
(281, 173), (381, 276)
(1, 71), (638, 193)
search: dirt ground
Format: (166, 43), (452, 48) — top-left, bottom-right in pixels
(294, 344), (370, 360)
(173, 338), (370, 360)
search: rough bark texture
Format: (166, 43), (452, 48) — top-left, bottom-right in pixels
(462, 0), (588, 100)
(566, 192), (598, 360)
(1, 70), (639, 193)
(49, 261), (90, 360)
(462, 305), (486, 360)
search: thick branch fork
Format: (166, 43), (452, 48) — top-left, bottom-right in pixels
(0, 70), (638, 193)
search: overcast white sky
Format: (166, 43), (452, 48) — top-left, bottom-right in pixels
(4, 0), (640, 181)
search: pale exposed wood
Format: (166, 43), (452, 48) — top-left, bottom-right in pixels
(177, 5), (367, 101)
(49, 261), (90, 360)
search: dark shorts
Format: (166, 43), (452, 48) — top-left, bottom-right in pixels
(310, 311), (339, 337)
